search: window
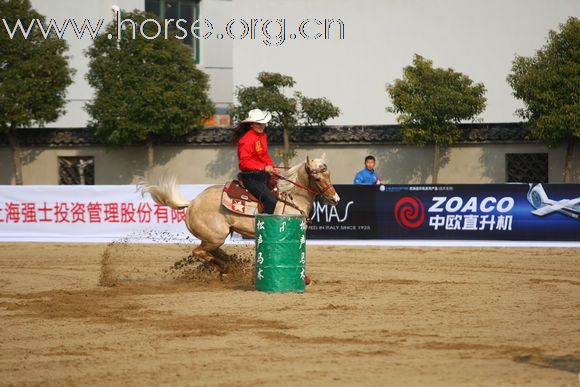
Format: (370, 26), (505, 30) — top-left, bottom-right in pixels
(58, 157), (95, 185)
(145, 0), (200, 63)
(506, 153), (548, 183)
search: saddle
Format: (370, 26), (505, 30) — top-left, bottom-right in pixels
(221, 173), (284, 216)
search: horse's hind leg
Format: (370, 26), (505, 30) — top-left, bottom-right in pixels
(193, 240), (229, 273)
(184, 185), (233, 273)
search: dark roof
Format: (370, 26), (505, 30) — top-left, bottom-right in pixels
(0, 123), (533, 147)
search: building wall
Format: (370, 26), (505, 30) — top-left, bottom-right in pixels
(200, 0), (233, 112)
(232, 0), (580, 125)
(1, 143), (577, 185)
(0, 149), (13, 184)
(23, 0), (579, 127)
(29, 0), (145, 127)
(28, 0), (233, 126)
(293, 144), (576, 184)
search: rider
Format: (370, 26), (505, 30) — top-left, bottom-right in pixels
(232, 109), (279, 214)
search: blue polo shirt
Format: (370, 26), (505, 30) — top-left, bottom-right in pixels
(354, 168), (378, 185)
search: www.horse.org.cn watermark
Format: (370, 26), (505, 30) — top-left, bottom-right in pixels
(1, 12), (345, 46)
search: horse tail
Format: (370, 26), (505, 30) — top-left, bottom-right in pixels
(138, 170), (190, 209)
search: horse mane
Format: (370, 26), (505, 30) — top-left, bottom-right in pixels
(277, 157), (327, 194)
(277, 163), (303, 193)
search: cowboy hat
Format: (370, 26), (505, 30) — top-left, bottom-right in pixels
(241, 108), (272, 124)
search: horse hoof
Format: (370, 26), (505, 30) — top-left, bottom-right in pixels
(211, 257), (229, 274)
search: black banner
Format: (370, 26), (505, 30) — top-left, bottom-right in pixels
(308, 185), (377, 239)
(309, 184), (580, 241)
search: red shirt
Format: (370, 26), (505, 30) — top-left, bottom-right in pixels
(237, 129), (274, 171)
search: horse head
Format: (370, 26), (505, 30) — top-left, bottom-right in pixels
(305, 153), (340, 206)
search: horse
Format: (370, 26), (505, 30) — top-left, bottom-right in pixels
(138, 154), (340, 273)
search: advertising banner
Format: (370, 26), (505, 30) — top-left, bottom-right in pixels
(0, 185), (211, 242)
(310, 184), (580, 241)
(307, 185), (378, 239)
(0, 183), (578, 243)
(375, 184), (579, 241)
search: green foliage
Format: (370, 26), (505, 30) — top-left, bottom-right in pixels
(387, 54), (487, 146)
(507, 17), (580, 146)
(230, 71), (340, 163)
(229, 71), (340, 128)
(297, 92), (341, 126)
(259, 72), (295, 89)
(85, 10), (214, 146)
(0, 0), (73, 131)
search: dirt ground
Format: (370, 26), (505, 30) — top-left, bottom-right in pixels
(0, 242), (579, 386)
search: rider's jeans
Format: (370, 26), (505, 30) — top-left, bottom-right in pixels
(239, 171), (277, 214)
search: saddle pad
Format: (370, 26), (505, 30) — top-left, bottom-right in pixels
(221, 180), (261, 216)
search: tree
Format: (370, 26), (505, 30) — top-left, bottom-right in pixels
(85, 10), (214, 169)
(229, 72), (340, 166)
(507, 17), (580, 183)
(386, 55), (487, 183)
(0, 0), (73, 184)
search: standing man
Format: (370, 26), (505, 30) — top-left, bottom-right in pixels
(354, 155), (382, 185)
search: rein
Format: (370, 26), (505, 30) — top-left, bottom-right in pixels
(272, 164), (334, 226)
(273, 173), (319, 196)
(273, 166), (334, 196)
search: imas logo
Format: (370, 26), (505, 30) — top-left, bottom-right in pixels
(394, 197), (425, 229)
(311, 200), (354, 223)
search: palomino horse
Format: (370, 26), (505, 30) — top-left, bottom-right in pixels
(138, 155), (340, 273)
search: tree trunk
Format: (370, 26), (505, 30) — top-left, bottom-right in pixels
(432, 142), (440, 184)
(282, 127), (290, 167)
(7, 129), (23, 185)
(147, 135), (154, 170)
(563, 138), (576, 183)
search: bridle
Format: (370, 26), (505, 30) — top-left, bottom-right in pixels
(305, 165), (334, 196)
(273, 164), (334, 197)
(272, 163), (335, 225)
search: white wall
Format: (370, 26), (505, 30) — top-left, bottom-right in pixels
(28, 0), (234, 125)
(200, 0), (233, 110)
(231, 0), (579, 125)
(1, 143), (577, 184)
(25, 0), (579, 127)
(30, 0), (144, 127)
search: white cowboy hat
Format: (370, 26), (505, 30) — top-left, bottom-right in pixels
(241, 108), (272, 124)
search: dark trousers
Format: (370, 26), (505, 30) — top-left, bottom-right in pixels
(240, 171), (277, 214)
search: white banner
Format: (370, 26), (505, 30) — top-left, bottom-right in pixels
(0, 185), (223, 243)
